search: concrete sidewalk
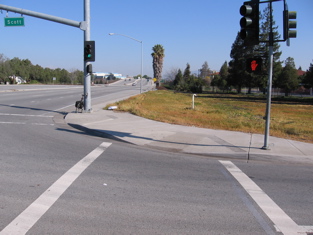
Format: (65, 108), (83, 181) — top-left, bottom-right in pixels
(65, 99), (313, 164)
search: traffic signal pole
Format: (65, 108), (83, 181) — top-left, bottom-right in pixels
(0, 4), (84, 29)
(0, 1), (92, 112)
(84, 0), (92, 112)
(263, 9), (274, 149)
(261, 0), (296, 149)
(240, 0), (297, 150)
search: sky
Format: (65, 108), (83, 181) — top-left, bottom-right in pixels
(0, 0), (312, 78)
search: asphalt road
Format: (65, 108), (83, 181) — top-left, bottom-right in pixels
(1, 83), (312, 235)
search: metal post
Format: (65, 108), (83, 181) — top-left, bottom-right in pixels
(84, 0), (91, 112)
(108, 33), (143, 93)
(0, 4), (83, 29)
(263, 45), (273, 149)
(0, 3), (91, 110)
(140, 41), (143, 94)
(192, 94), (197, 109)
(262, 0), (274, 150)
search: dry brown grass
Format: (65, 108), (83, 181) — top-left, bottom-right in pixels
(106, 90), (313, 143)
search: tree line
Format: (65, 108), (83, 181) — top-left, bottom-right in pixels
(0, 54), (83, 85)
(165, 4), (313, 96)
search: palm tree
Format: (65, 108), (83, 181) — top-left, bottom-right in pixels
(151, 44), (165, 87)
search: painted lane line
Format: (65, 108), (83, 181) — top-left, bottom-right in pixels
(219, 160), (306, 235)
(0, 122), (26, 125)
(31, 123), (54, 126)
(40, 104), (74, 116)
(0, 113), (53, 118)
(0, 142), (112, 235)
(0, 86), (83, 93)
(0, 122), (54, 126)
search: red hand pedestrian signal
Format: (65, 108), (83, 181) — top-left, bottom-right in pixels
(246, 58), (262, 73)
(251, 60), (258, 71)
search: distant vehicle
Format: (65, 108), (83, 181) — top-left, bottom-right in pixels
(132, 83), (136, 86)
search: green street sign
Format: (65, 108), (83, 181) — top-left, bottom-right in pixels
(4, 17), (25, 27)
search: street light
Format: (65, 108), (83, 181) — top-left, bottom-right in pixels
(109, 33), (143, 93)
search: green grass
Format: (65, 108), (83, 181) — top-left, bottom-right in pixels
(105, 90), (313, 143)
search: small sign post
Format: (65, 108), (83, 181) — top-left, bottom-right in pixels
(4, 17), (25, 27)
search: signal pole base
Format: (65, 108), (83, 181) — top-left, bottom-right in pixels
(261, 145), (271, 150)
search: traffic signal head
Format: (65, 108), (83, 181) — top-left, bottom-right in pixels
(84, 41), (95, 62)
(240, 0), (259, 45)
(283, 10), (297, 40)
(246, 58), (262, 73)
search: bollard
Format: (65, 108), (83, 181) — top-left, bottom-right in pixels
(192, 94), (197, 109)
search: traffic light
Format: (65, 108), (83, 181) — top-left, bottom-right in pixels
(283, 10), (297, 40)
(246, 58), (262, 73)
(239, 0), (259, 45)
(84, 41), (95, 62)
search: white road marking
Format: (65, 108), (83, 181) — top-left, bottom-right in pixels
(301, 226), (313, 232)
(53, 104), (76, 111)
(220, 160), (308, 235)
(0, 113), (54, 126)
(0, 113), (53, 118)
(0, 142), (112, 235)
(0, 122), (54, 126)
(40, 104), (74, 116)
(0, 122), (26, 125)
(31, 123), (54, 126)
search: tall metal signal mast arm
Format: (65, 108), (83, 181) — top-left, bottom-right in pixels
(0, 4), (86, 30)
